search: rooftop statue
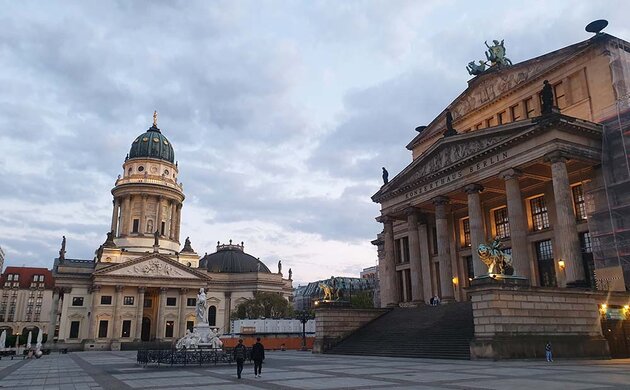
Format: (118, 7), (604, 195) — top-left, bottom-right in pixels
(466, 60), (487, 76)
(467, 39), (512, 76)
(382, 167), (389, 185)
(485, 39), (512, 67)
(540, 80), (555, 115)
(478, 237), (514, 275)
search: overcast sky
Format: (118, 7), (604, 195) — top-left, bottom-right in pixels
(1, 1), (628, 286)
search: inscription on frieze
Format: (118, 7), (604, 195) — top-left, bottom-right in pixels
(404, 151), (509, 200)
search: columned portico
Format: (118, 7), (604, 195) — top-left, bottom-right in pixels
(156, 287), (167, 340)
(546, 152), (585, 286)
(404, 208), (424, 303)
(464, 184), (486, 277)
(135, 287), (145, 340)
(378, 216), (398, 307)
(433, 196), (454, 301)
(500, 168), (532, 280)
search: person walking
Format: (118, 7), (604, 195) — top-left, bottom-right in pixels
(545, 341), (553, 362)
(233, 339), (247, 379)
(251, 337), (265, 378)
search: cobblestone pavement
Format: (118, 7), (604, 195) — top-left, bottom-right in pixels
(1, 351), (629, 389)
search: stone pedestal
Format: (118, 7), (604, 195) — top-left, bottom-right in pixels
(313, 307), (389, 353)
(470, 275), (530, 288)
(467, 284), (610, 360)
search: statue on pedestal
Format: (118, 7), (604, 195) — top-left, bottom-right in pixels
(478, 237), (514, 275)
(540, 80), (555, 115)
(196, 288), (208, 324)
(382, 167), (389, 185)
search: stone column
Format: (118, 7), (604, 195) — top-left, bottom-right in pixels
(135, 287), (145, 340)
(179, 288), (188, 336)
(546, 152), (585, 285)
(156, 196), (163, 235)
(223, 292), (232, 333)
(139, 195), (147, 235)
(111, 285), (124, 339)
(464, 184), (487, 277)
(110, 198), (120, 235)
(49, 288), (61, 340)
(156, 287), (167, 340)
(378, 216), (398, 307)
(418, 218), (433, 303)
(175, 204), (182, 242)
(87, 285), (100, 340)
(169, 202), (177, 240)
(433, 197), (454, 300)
(500, 169), (531, 279)
(404, 208), (424, 303)
(121, 196), (131, 236)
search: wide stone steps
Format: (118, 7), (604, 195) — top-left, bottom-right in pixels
(327, 302), (474, 360)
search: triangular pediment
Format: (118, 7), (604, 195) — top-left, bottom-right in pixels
(93, 253), (210, 280)
(375, 121), (533, 202)
(408, 36), (605, 150)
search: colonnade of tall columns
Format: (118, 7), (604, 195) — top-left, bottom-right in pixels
(377, 156), (585, 307)
(109, 195), (183, 241)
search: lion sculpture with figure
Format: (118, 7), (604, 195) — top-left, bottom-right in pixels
(477, 237), (514, 275)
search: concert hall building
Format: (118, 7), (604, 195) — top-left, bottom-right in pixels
(372, 31), (630, 308)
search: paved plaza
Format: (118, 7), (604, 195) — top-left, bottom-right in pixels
(0, 351), (629, 390)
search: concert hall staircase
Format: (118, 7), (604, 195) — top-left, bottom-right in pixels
(327, 302), (474, 360)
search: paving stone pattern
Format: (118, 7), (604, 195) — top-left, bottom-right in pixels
(0, 351), (629, 389)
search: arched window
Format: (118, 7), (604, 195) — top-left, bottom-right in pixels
(208, 306), (216, 326)
(146, 219), (153, 234)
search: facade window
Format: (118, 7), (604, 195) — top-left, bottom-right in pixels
(161, 221), (166, 235)
(187, 298), (196, 307)
(530, 196), (550, 230)
(572, 184), (587, 221)
(121, 320), (131, 338)
(26, 306), (32, 314)
(498, 111), (506, 125)
(165, 321), (174, 338)
(144, 298), (152, 308)
(462, 218), (471, 247)
(580, 231), (593, 253)
(100, 296), (112, 305)
(465, 256), (474, 281)
(554, 82), (566, 109)
(166, 297), (177, 306)
(123, 296), (134, 305)
(186, 321), (194, 332)
(510, 104), (521, 121)
(494, 207), (510, 239)
(98, 320), (108, 338)
(69, 321), (80, 339)
(524, 97), (535, 118)
(132, 219), (140, 233)
(208, 306), (217, 326)
(72, 297), (84, 306)
(535, 240), (556, 287)
(34, 306), (41, 314)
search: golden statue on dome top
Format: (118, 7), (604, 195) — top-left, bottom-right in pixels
(153, 110), (158, 126)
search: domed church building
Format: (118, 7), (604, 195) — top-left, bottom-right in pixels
(52, 113), (293, 350)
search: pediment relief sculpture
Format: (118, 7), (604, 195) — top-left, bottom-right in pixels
(406, 134), (512, 184)
(102, 257), (204, 279)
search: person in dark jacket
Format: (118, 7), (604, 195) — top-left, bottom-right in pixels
(233, 339), (247, 379)
(251, 337), (265, 378)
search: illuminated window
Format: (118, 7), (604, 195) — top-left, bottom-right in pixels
(165, 321), (174, 338)
(494, 208), (510, 239)
(462, 218), (471, 247)
(72, 297), (84, 306)
(580, 232), (592, 253)
(572, 185), (587, 221)
(530, 196), (550, 230)
(123, 296), (134, 305)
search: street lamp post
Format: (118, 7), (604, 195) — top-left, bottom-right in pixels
(296, 311), (311, 351)
(15, 332), (20, 355)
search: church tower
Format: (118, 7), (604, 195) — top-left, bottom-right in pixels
(108, 112), (185, 256)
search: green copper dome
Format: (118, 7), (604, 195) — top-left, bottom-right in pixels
(128, 124), (175, 163)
